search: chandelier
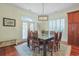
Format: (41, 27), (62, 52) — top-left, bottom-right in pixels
(38, 3), (48, 21)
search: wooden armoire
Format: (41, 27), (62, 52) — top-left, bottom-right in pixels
(68, 10), (79, 46)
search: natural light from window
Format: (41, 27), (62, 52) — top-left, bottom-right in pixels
(49, 18), (65, 32)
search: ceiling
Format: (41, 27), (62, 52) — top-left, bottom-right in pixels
(11, 3), (79, 15)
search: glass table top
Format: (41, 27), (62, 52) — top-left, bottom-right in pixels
(38, 34), (54, 40)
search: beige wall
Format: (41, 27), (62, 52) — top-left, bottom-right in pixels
(0, 4), (37, 43)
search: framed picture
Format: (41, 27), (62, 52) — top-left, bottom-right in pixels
(38, 15), (48, 21)
(3, 17), (16, 27)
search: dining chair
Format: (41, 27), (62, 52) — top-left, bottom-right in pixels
(47, 32), (62, 56)
(31, 31), (41, 53)
(47, 32), (58, 55)
(27, 31), (34, 47)
(55, 32), (62, 51)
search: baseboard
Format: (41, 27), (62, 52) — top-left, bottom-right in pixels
(16, 41), (27, 45)
(0, 39), (16, 48)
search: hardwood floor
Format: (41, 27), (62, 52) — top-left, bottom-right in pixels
(70, 45), (79, 56)
(0, 45), (19, 56)
(0, 42), (79, 56)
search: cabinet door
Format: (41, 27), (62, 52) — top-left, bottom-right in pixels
(68, 24), (74, 45)
(68, 13), (73, 23)
(68, 11), (79, 46)
(73, 12), (79, 23)
(0, 48), (5, 56)
(74, 24), (79, 46)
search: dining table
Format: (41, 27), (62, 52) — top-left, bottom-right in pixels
(38, 34), (54, 56)
(27, 33), (55, 56)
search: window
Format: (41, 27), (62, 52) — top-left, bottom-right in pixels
(22, 17), (38, 40)
(61, 19), (65, 31)
(49, 20), (53, 31)
(52, 20), (56, 31)
(22, 22), (28, 39)
(30, 23), (34, 32)
(49, 18), (65, 32)
(56, 19), (61, 32)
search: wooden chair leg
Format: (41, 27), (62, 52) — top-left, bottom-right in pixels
(54, 45), (55, 52)
(32, 43), (35, 51)
(56, 43), (60, 51)
(57, 44), (59, 51)
(38, 47), (40, 53)
(51, 47), (54, 56)
(51, 51), (53, 56)
(59, 43), (60, 49)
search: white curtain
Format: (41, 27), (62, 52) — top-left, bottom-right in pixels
(49, 18), (65, 32)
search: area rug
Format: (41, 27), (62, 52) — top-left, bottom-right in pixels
(15, 42), (70, 56)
